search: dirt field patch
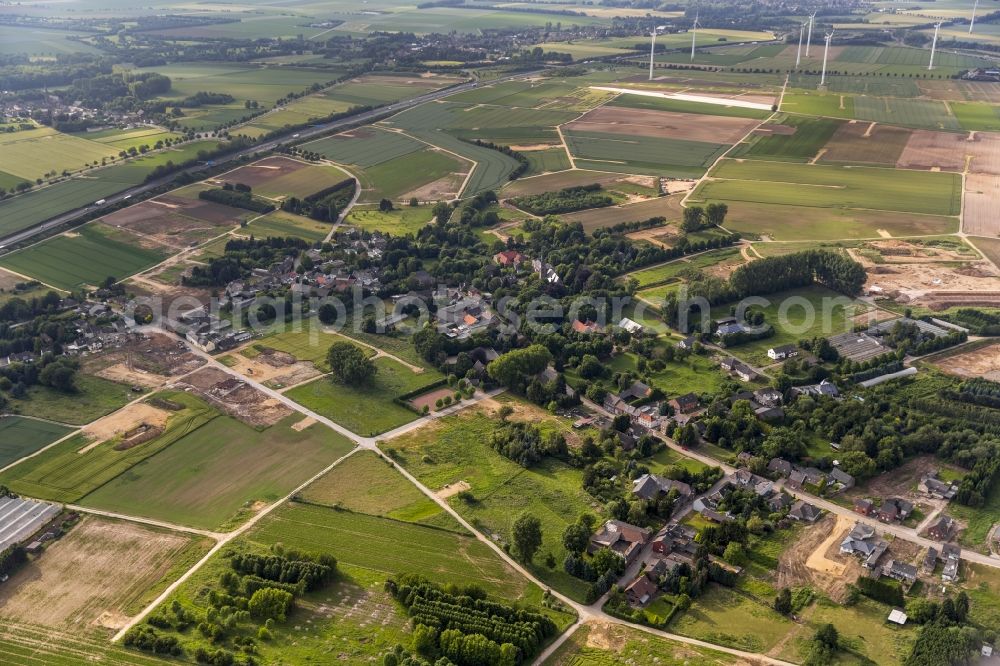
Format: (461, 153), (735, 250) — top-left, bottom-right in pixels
(566, 106), (758, 145)
(501, 170), (657, 198)
(0, 516), (202, 632)
(85, 333), (206, 386)
(178, 367), (293, 427)
(778, 515), (858, 602)
(964, 173), (1000, 237)
(402, 171), (467, 202)
(436, 480), (470, 499)
(820, 122), (911, 166)
(897, 130), (969, 172)
(291, 416), (317, 431)
(213, 155), (306, 188)
(81, 401), (171, 445)
(409, 386), (454, 412)
(223, 345), (323, 389)
(933, 341), (1000, 380)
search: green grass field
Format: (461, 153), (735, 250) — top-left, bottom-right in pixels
(734, 115), (842, 162)
(82, 414), (355, 530)
(544, 623), (740, 665)
(243, 163), (351, 200)
(696, 159), (962, 217)
(5, 373), (134, 425)
(286, 357), (443, 436)
(671, 584), (794, 653)
(525, 148), (572, 175)
(0, 622), (176, 666)
(0, 417), (75, 469)
(245, 210), (331, 242)
(385, 399), (600, 601)
(565, 129), (728, 178)
(306, 127), (425, 167)
(360, 149), (467, 202)
(626, 248), (743, 287)
(781, 91), (856, 119)
(299, 450), (455, 527)
(952, 101), (1000, 131)
(254, 324), (371, 371)
(0, 392), (217, 503)
(0, 126), (118, 182)
(0, 223), (168, 291)
(345, 206), (435, 235)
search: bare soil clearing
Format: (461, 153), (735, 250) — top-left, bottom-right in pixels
(964, 173), (1000, 237)
(85, 333), (206, 387)
(778, 515), (858, 602)
(81, 402), (171, 444)
(213, 155), (306, 189)
(178, 367), (292, 427)
(933, 341), (1000, 380)
(436, 480), (471, 499)
(820, 122), (911, 166)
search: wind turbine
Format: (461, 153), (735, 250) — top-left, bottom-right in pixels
(648, 25), (665, 80)
(970, 0), (980, 33)
(929, 21), (943, 70)
(795, 22), (805, 68)
(820, 30), (834, 87)
(690, 13), (700, 62)
(805, 11), (817, 57)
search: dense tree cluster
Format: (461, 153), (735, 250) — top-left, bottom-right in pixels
(199, 186), (275, 214)
(510, 184), (614, 216)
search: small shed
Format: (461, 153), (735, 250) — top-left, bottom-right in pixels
(887, 609), (908, 625)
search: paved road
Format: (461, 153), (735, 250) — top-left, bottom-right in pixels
(0, 70), (541, 249)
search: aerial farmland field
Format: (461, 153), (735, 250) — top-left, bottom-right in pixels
(81, 414), (355, 530)
(0, 416), (74, 469)
(696, 158), (962, 216)
(734, 115), (843, 162)
(0, 126), (117, 181)
(564, 128), (728, 177)
(0, 224), (169, 291)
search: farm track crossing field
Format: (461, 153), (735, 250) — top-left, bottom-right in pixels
(626, 247), (743, 287)
(216, 157), (348, 200)
(306, 127), (425, 167)
(385, 102), (522, 194)
(299, 450), (451, 526)
(0, 621), (176, 665)
(735, 115), (842, 162)
(564, 129), (727, 178)
(286, 357), (443, 436)
(82, 414), (355, 530)
(819, 122), (912, 166)
(697, 159), (962, 216)
(0, 417), (75, 469)
(249, 501), (527, 597)
(788, 74), (922, 97)
(387, 399), (602, 601)
(853, 96), (960, 131)
(0, 224), (169, 291)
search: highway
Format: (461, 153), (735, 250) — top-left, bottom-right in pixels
(0, 71), (535, 250)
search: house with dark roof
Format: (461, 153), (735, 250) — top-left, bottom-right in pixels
(829, 467), (855, 491)
(878, 498), (914, 523)
(883, 560), (918, 586)
(789, 500), (822, 523)
(926, 515), (956, 541)
(919, 472), (958, 500)
(624, 572), (659, 606)
(941, 544), (961, 582)
(924, 547), (939, 574)
(589, 520), (652, 565)
(620, 380), (652, 401)
(854, 498), (876, 516)
(631, 474), (692, 502)
(840, 522), (889, 569)
(720, 357), (758, 382)
(651, 523), (699, 561)
(677, 336), (697, 351)
(668, 392), (700, 415)
(768, 458), (793, 478)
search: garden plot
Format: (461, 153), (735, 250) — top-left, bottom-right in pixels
(565, 106), (759, 145)
(0, 516), (208, 633)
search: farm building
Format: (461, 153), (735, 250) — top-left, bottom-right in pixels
(828, 331), (886, 362)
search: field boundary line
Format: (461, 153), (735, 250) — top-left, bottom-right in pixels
(66, 505), (225, 539)
(0, 427), (80, 476)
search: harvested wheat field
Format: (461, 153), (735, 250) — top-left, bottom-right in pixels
(0, 516), (209, 632)
(964, 173), (1000, 237)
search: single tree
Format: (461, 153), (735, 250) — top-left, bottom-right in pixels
(511, 512), (543, 562)
(326, 341), (376, 385)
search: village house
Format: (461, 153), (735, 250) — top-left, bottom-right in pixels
(854, 498), (876, 516)
(650, 523), (699, 562)
(571, 319), (603, 335)
(918, 471), (959, 500)
(883, 560), (918, 587)
(767, 344), (799, 361)
(668, 392), (700, 415)
(941, 544), (961, 582)
(926, 515), (956, 541)
(492, 249), (524, 267)
(631, 474), (692, 503)
(877, 498), (914, 523)
(720, 357), (758, 382)
(676, 336), (697, 351)
(788, 500), (822, 523)
(768, 458), (793, 478)
(624, 572), (659, 606)
(618, 317), (645, 335)
(840, 522), (889, 569)
(792, 379), (840, 399)
(828, 467), (855, 492)
(923, 547), (939, 574)
(589, 520), (652, 565)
